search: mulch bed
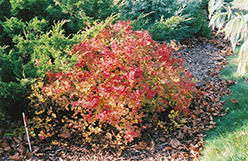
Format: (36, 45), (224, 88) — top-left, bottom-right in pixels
(0, 32), (235, 160)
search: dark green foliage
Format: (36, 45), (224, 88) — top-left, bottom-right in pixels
(0, 0), (11, 21)
(201, 0), (210, 10)
(0, 20), (80, 120)
(8, 0), (120, 35)
(120, 0), (211, 40)
(0, 46), (27, 119)
(0, 0), (119, 120)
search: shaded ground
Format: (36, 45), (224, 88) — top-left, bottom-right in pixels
(0, 32), (235, 160)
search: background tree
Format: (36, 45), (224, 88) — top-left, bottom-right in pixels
(208, 0), (248, 75)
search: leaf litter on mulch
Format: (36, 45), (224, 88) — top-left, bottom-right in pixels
(0, 32), (235, 160)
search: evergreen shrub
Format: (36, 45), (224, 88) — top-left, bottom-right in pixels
(0, 0), (119, 120)
(120, 0), (211, 40)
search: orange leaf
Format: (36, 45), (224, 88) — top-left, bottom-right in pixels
(148, 140), (155, 151)
(9, 155), (24, 160)
(116, 149), (122, 157)
(174, 154), (179, 159)
(230, 99), (239, 104)
(134, 142), (147, 151)
(163, 147), (172, 151)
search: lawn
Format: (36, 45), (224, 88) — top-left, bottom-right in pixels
(200, 49), (248, 160)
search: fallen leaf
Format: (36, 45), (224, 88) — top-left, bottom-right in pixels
(209, 125), (214, 129)
(13, 137), (21, 145)
(149, 140), (155, 151)
(210, 72), (216, 77)
(17, 147), (24, 155)
(35, 153), (45, 157)
(163, 147), (172, 151)
(230, 99), (239, 104)
(213, 57), (224, 61)
(47, 110), (53, 115)
(177, 130), (184, 139)
(1, 141), (11, 152)
(134, 142), (147, 151)
(192, 114), (197, 120)
(169, 139), (181, 148)
(26, 152), (33, 157)
(116, 149), (122, 156)
(9, 155), (24, 160)
(194, 109), (201, 116)
(32, 146), (40, 154)
(60, 129), (71, 139)
(183, 126), (190, 133)
(159, 137), (166, 142)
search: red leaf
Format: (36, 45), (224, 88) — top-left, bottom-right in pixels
(230, 99), (239, 104)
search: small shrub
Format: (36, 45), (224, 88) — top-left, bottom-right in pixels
(29, 21), (196, 149)
(148, 16), (186, 41)
(120, 0), (211, 40)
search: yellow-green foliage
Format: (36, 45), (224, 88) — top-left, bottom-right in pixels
(168, 110), (187, 130)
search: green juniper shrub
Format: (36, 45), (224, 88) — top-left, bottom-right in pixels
(0, 0), (119, 120)
(148, 16), (187, 41)
(0, 0), (11, 45)
(0, 20), (78, 120)
(120, 0), (211, 40)
(8, 0), (121, 34)
(0, 0), (11, 21)
(29, 21), (197, 150)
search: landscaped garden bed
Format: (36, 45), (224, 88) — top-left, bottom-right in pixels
(1, 0), (247, 160)
(0, 30), (235, 160)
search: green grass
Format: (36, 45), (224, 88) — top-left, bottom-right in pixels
(199, 50), (248, 160)
(200, 123), (248, 161)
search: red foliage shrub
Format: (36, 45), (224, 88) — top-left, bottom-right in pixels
(29, 20), (196, 148)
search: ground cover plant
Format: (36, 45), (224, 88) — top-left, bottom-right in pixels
(28, 20), (197, 150)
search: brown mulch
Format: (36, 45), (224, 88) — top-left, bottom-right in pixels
(0, 32), (235, 160)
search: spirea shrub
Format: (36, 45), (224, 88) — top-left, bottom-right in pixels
(29, 21), (196, 149)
